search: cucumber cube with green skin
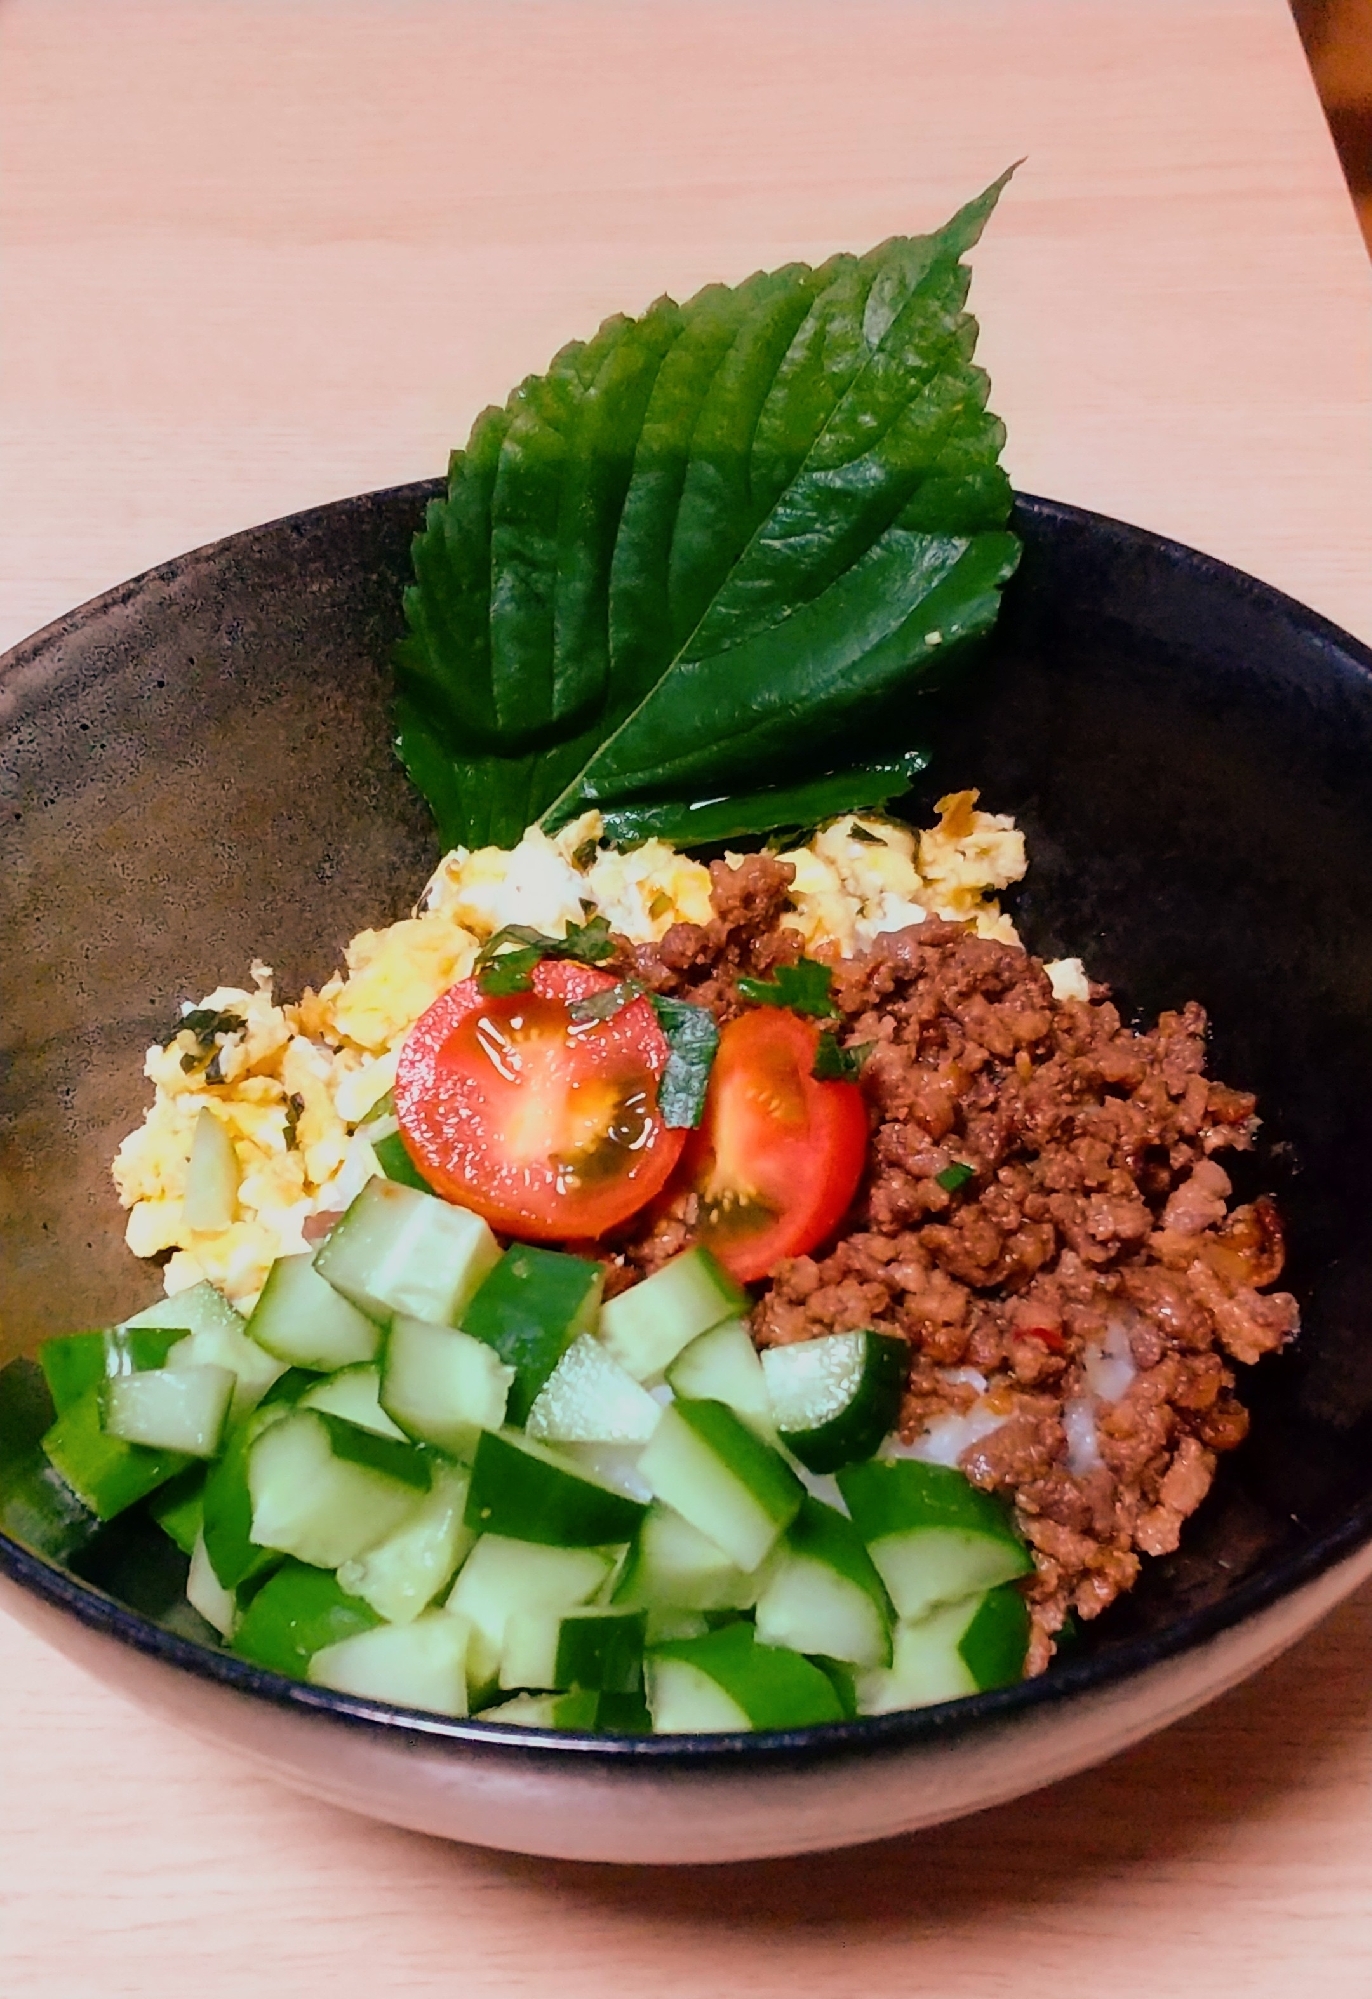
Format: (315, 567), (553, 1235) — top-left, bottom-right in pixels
(370, 1128), (437, 1194)
(461, 1247), (603, 1426)
(644, 1606), (711, 1644)
(811, 1655), (859, 1720)
(499, 1607), (646, 1694)
(312, 1178), (501, 1329)
(464, 1428), (646, 1547)
(248, 1408), (430, 1569)
(595, 1689), (653, 1733)
(42, 1385), (191, 1520)
(201, 1373), (315, 1590)
(187, 1529), (238, 1638)
(0, 1360), (102, 1564)
(299, 1363), (407, 1440)
(524, 1335), (662, 1447)
(233, 1560), (383, 1678)
(478, 1689), (600, 1731)
(100, 1362), (235, 1460)
(836, 1458), (1032, 1621)
(40, 1325), (187, 1416)
(611, 1501), (761, 1613)
(753, 1495), (895, 1668)
(854, 1584), (1031, 1714)
(125, 1283), (285, 1420)
(248, 1253), (381, 1371)
(598, 1247), (747, 1383)
(309, 1610), (473, 1716)
(665, 1319), (773, 1435)
(381, 1316), (514, 1456)
(637, 1398), (803, 1574)
(446, 1534), (615, 1691)
(148, 1465), (207, 1556)
(761, 1330), (906, 1473)
(647, 1621), (845, 1733)
(122, 1281), (244, 1343)
(337, 1463), (475, 1625)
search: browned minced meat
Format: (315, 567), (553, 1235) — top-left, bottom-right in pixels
(604, 853), (1299, 1675)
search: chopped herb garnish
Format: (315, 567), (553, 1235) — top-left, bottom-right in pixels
(567, 979), (718, 1125)
(475, 914), (616, 996)
(846, 822), (887, 844)
(572, 837), (599, 870)
(284, 1093), (305, 1150)
(936, 1161), (976, 1194)
(157, 1006), (246, 1052)
(567, 979), (643, 1025)
(648, 996), (720, 1129)
(736, 959), (837, 1018)
(812, 1032), (873, 1083)
(204, 1048), (227, 1086)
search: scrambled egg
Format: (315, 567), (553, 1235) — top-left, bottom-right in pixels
(113, 791), (1073, 1310)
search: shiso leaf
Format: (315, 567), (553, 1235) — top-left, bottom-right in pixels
(397, 172), (1019, 850)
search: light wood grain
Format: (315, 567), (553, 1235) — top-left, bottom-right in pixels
(3, 1), (1372, 1991)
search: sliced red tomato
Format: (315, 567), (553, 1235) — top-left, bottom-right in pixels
(676, 1007), (868, 1283)
(395, 960), (686, 1240)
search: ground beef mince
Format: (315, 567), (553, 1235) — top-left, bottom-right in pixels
(608, 856), (1299, 1676)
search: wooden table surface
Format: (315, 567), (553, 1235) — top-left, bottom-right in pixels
(3, 2), (1372, 1991)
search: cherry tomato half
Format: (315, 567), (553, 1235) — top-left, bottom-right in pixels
(675, 1007), (868, 1283)
(395, 960), (687, 1240)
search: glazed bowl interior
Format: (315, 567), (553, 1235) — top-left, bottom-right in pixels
(3, 485), (1372, 1713)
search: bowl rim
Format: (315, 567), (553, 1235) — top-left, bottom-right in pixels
(4, 482), (1372, 1769)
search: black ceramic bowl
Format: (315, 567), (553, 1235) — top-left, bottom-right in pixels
(2, 487), (1371, 1864)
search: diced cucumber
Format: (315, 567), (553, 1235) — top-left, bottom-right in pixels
(461, 1246), (603, 1426)
(248, 1409), (429, 1568)
(247, 1253), (380, 1371)
(337, 1463), (475, 1625)
(126, 1283), (287, 1420)
(555, 1441), (654, 1504)
(312, 1178), (500, 1328)
(447, 1535), (614, 1691)
(647, 1621), (844, 1733)
(100, 1363), (234, 1460)
(637, 1398), (803, 1573)
(761, 1330), (906, 1472)
(812, 1655), (859, 1720)
(499, 1607), (646, 1694)
(40, 1325), (186, 1415)
(595, 1689), (653, 1733)
(183, 1106), (240, 1231)
(854, 1585), (1031, 1714)
(370, 1127), (437, 1194)
(122, 1281), (244, 1343)
(200, 1373), (314, 1590)
(598, 1247), (746, 1382)
(187, 1528), (237, 1637)
(524, 1335), (661, 1446)
(836, 1459), (1032, 1621)
(299, 1363), (407, 1440)
(42, 1385), (190, 1520)
(380, 1316), (513, 1456)
(753, 1495), (894, 1668)
(478, 1689), (599, 1730)
(148, 1465), (207, 1555)
(233, 1560), (383, 1678)
(644, 1606), (711, 1644)
(309, 1609), (472, 1715)
(666, 1318), (773, 1434)
(0, 1359), (102, 1564)
(611, 1501), (761, 1613)
(958, 1583), (1033, 1691)
(464, 1429), (645, 1548)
